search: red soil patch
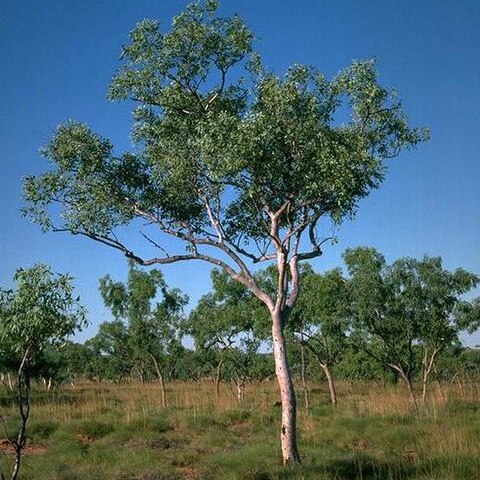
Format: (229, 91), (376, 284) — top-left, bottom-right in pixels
(177, 466), (197, 479)
(75, 433), (96, 443)
(0, 439), (46, 455)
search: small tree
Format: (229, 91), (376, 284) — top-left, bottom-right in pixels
(0, 264), (86, 480)
(86, 320), (133, 382)
(60, 341), (94, 386)
(344, 247), (478, 410)
(187, 269), (256, 401)
(413, 257), (478, 403)
(344, 248), (422, 409)
(23, 1), (426, 463)
(99, 262), (187, 405)
(290, 268), (350, 406)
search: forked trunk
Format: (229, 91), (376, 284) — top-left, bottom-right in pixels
(421, 347), (440, 406)
(272, 311), (301, 465)
(320, 363), (337, 406)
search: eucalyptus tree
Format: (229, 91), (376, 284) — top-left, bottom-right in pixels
(0, 264), (86, 480)
(99, 262), (187, 405)
(412, 257), (478, 403)
(23, 0), (427, 463)
(343, 247), (478, 410)
(187, 269), (256, 400)
(60, 341), (94, 386)
(290, 268), (350, 406)
(344, 248), (422, 409)
(86, 320), (133, 383)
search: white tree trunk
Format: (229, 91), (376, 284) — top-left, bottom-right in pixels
(272, 311), (300, 464)
(321, 363), (337, 406)
(150, 354), (167, 408)
(235, 377), (245, 403)
(300, 342), (309, 412)
(421, 346), (440, 406)
(215, 358), (223, 400)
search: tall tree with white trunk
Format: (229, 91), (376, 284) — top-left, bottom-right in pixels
(23, 0), (426, 464)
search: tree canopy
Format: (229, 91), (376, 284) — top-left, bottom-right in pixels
(0, 264), (86, 362)
(23, 1), (427, 310)
(343, 247), (478, 408)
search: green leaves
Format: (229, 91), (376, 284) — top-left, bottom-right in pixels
(334, 60), (429, 157)
(24, 1), (428, 292)
(344, 247), (479, 373)
(186, 269), (255, 349)
(289, 267), (350, 364)
(99, 262), (187, 367)
(0, 264), (86, 358)
(40, 121), (112, 173)
(23, 121), (137, 235)
(108, 0), (252, 106)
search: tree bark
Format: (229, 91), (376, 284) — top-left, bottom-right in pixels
(150, 354), (167, 408)
(215, 358), (223, 400)
(10, 350), (31, 480)
(235, 377), (245, 403)
(390, 364), (418, 412)
(272, 311), (301, 465)
(299, 341), (309, 412)
(421, 346), (440, 406)
(320, 363), (337, 406)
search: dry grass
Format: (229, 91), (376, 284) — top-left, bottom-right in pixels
(0, 378), (479, 479)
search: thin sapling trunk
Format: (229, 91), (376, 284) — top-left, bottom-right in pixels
(299, 340), (309, 412)
(150, 353), (167, 407)
(320, 363), (337, 406)
(215, 358), (223, 400)
(421, 346), (440, 406)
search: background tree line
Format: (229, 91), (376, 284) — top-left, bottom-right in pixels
(2, 248), (478, 411)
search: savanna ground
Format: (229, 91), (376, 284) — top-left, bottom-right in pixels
(0, 379), (479, 480)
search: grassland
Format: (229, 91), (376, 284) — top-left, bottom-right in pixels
(0, 379), (479, 479)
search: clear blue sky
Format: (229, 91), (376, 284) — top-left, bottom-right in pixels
(1, 1), (479, 344)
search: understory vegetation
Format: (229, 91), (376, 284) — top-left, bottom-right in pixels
(0, 379), (479, 479)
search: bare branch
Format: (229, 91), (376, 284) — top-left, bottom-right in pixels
(140, 232), (170, 258)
